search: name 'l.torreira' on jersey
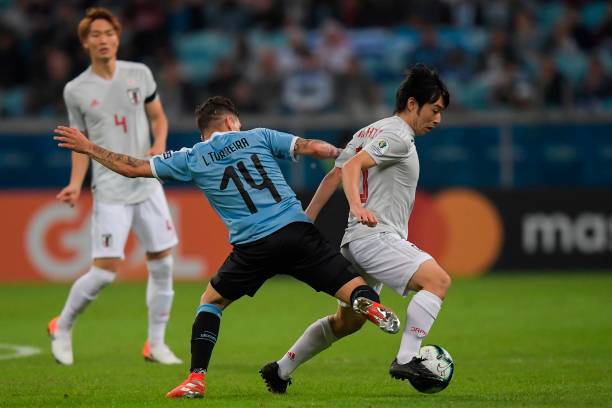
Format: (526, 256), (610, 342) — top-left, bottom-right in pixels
(150, 128), (311, 245)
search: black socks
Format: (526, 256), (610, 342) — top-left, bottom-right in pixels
(190, 304), (223, 373)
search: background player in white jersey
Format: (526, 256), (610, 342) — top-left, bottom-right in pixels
(47, 8), (181, 365)
(264, 64), (452, 390)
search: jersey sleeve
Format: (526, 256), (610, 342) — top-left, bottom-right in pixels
(364, 131), (411, 165)
(142, 64), (157, 102)
(63, 85), (86, 131)
(335, 138), (359, 168)
(149, 148), (193, 183)
(260, 128), (298, 162)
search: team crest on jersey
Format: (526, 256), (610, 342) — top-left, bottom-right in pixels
(102, 234), (113, 248)
(370, 139), (389, 156)
(127, 87), (141, 105)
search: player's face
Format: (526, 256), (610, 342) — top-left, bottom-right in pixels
(83, 19), (119, 62)
(413, 96), (445, 136)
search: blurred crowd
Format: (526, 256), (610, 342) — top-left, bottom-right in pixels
(0, 0), (611, 119)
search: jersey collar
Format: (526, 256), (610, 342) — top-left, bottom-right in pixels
(204, 131), (233, 143)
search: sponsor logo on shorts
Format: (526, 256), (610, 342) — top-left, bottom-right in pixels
(102, 233), (113, 248)
(410, 326), (427, 338)
(162, 151), (173, 159)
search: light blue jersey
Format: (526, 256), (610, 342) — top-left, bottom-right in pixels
(150, 128), (311, 244)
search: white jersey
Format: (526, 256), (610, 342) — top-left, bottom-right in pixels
(64, 60), (160, 204)
(336, 115), (419, 246)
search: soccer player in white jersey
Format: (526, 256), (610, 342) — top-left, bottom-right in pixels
(47, 8), (181, 365)
(263, 64), (452, 390)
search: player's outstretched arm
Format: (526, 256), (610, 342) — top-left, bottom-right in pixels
(294, 138), (340, 160)
(343, 151), (378, 227)
(305, 167), (342, 221)
(54, 126), (153, 178)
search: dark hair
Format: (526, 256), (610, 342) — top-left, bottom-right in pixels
(195, 96), (239, 132)
(394, 64), (450, 113)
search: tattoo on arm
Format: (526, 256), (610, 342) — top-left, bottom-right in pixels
(91, 144), (148, 177)
(295, 138), (338, 159)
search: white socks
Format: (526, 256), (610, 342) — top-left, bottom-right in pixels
(277, 316), (337, 380)
(57, 266), (116, 331)
(146, 255), (174, 347)
(396, 290), (443, 364)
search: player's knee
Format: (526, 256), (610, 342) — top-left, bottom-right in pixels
(430, 270), (451, 298)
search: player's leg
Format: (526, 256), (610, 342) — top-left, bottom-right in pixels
(132, 185), (180, 364)
(49, 201), (132, 365)
(261, 223), (398, 393)
(390, 256), (450, 381)
(269, 303), (367, 388)
(335, 232), (449, 382)
(268, 244), (380, 390)
(166, 283), (233, 399)
(167, 245), (269, 398)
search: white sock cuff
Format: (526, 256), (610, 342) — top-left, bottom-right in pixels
(90, 266), (116, 284)
(319, 316), (338, 343)
(413, 290), (442, 318)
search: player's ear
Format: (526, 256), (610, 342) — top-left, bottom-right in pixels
(406, 97), (418, 113)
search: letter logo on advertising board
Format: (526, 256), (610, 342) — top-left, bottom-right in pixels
(523, 213), (612, 254)
(0, 191), (231, 282)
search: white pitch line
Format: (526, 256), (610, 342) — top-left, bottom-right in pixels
(0, 344), (42, 360)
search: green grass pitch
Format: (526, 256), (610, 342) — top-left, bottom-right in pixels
(1, 273), (611, 407)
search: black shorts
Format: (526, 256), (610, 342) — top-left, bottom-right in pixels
(210, 222), (359, 300)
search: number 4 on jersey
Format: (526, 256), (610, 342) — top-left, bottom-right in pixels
(114, 114), (127, 133)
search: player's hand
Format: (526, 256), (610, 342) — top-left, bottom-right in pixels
(147, 143), (166, 157)
(350, 205), (378, 227)
(56, 184), (81, 207)
(54, 126), (92, 154)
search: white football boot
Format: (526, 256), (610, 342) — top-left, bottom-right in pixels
(143, 340), (183, 364)
(48, 316), (74, 365)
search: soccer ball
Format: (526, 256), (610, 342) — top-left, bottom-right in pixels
(408, 344), (454, 394)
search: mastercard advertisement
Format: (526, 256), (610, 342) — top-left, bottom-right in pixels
(0, 188), (610, 282)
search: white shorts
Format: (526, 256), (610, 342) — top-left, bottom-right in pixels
(339, 232), (432, 306)
(91, 184), (178, 259)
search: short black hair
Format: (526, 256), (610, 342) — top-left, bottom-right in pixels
(394, 64), (450, 113)
(195, 96), (239, 132)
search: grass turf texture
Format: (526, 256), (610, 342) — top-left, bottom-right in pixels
(0, 273), (611, 407)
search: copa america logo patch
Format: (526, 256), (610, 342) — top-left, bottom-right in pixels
(370, 139), (389, 156)
(162, 151), (173, 159)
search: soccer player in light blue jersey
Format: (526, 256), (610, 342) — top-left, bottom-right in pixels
(54, 96), (401, 399)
